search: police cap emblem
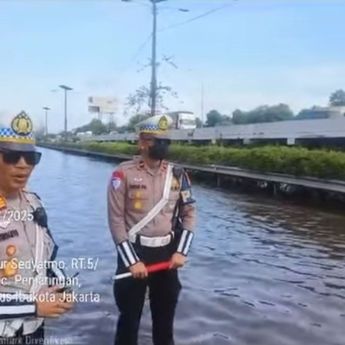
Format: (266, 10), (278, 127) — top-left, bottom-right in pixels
(11, 111), (33, 136)
(158, 116), (168, 131)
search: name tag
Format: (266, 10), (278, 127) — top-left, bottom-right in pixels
(129, 184), (147, 190)
(0, 229), (19, 242)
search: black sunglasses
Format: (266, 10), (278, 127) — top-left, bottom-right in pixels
(0, 149), (42, 166)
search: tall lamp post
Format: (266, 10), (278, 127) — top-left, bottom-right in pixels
(122, 0), (188, 117)
(59, 85), (73, 139)
(43, 106), (51, 136)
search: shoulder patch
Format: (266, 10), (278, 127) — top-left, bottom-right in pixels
(23, 190), (41, 200)
(22, 190), (43, 209)
(112, 170), (125, 179)
(111, 170), (125, 190)
(172, 165), (184, 179)
(118, 159), (136, 167)
(180, 170), (195, 204)
(22, 190), (45, 214)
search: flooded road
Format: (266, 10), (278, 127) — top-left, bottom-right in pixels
(30, 148), (345, 345)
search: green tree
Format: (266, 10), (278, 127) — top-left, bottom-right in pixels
(232, 109), (246, 124)
(220, 115), (232, 125)
(206, 110), (223, 127)
(75, 119), (108, 135)
(195, 117), (203, 128)
(127, 114), (151, 131)
(329, 89), (345, 106)
(232, 104), (294, 124)
(107, 121), (117, 132)
(126, 83), (178, 115)
(126, 86), (150, 114)
(88, 119), (108, 135)
(116, 125), (130, 134)
(295, 106), (329, 120)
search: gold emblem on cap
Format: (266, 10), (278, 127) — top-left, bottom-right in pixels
(158, 116), (168, 130)
(11, 111), (33, 136)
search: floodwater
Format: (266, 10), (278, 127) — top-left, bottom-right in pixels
(29, 148), (345, 345)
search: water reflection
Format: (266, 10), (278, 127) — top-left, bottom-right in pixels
(28, 148), (345, 345)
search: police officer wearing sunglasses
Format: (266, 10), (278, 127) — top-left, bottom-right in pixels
(0, 112), (73, 344)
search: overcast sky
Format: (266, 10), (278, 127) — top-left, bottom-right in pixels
(0, 0), (344, 132)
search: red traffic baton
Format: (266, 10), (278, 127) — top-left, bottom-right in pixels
(113, 261), (171, 280)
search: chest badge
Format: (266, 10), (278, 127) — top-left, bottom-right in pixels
(2, 258), (18, 277)
(6, 245), (17, 257)
(1, 245), (18, 278)
(133, 200), (143, 210)
(134, 177), (143, 183)
(133, 192), (143, 210)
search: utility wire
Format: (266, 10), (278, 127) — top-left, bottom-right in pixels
(129, 33), (152, 63)
(106, 32), (152, 95)
(158, 3), (235, 32)
(124, 0), (151, 9)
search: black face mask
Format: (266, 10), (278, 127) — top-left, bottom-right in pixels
(148, 139), (171, 160)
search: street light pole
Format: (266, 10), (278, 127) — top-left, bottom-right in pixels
(150, 0), (158, 116)
(59, 85), (73, 139)
(43, 107), (50, 136)
(122, 0), (167, 117)
(122, 0), (187, 117)
(201, 83), (205, 127)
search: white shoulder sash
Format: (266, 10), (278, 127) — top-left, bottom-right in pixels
(128, 164), (173, 242)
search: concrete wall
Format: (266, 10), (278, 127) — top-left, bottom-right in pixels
(83, 118), (345, 144)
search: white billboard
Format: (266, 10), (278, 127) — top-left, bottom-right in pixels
(88, 97), (118, 114)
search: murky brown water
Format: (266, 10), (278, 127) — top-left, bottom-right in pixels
(29, 148), (345, 345)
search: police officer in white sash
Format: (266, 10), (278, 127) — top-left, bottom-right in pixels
(108, 115), (196, 345)
(0, 112), (73, 344)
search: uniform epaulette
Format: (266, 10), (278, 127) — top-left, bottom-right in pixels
(117, 159), (136, 170)
(22, 190), (41, 200)
(172, 165), (185, 179)
(22, 190), (44, 214)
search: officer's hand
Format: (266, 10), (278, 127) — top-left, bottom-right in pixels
(36, 286), (74, 318)
(130, 262), (148, 279)
(170, 253), (186, 269)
